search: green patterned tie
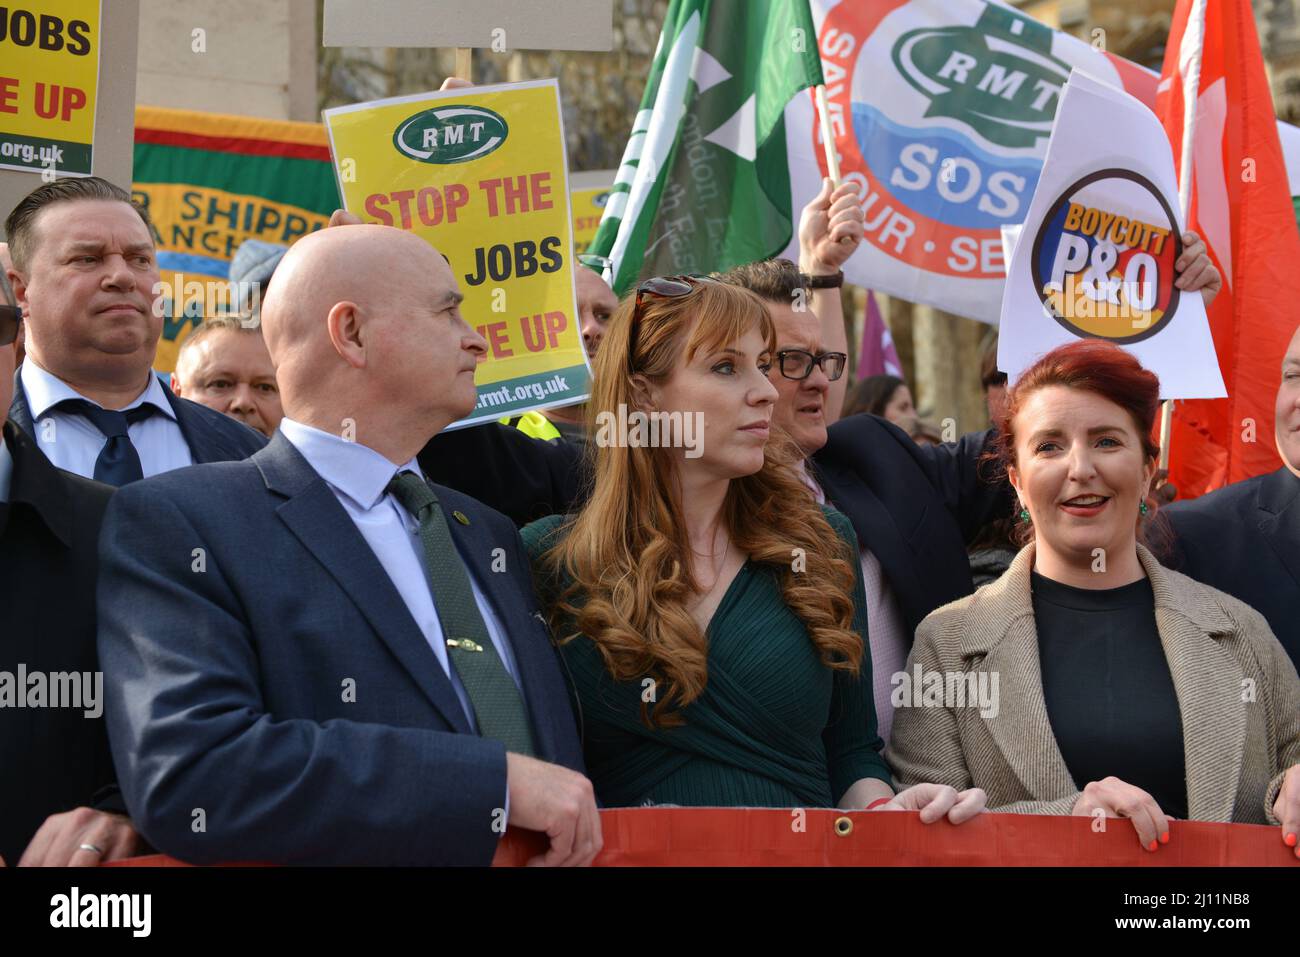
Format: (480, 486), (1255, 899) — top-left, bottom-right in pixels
(386, 470), (536, 756)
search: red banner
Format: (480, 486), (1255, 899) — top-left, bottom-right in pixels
(106, 809), (1299, 867)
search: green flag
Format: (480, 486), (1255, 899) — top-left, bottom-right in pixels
(589, 0), (824, 294)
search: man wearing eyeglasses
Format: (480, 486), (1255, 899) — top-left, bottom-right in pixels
(0, 267), (138, 867)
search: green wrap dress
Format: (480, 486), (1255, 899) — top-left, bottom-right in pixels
(521, 506), (892, 808)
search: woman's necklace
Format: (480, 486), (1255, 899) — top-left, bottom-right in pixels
(689, 522), (730, 594)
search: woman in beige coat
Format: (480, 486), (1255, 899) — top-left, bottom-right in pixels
(888, 339), (1300, 855)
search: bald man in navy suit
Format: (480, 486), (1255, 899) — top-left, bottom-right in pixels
(97, 224), (597, 866)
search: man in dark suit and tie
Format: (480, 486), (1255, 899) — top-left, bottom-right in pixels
(1165, 322), (1300, 666)
(0, 266), (138, 866)
(4, 177), (266, 485)
(98, 224), (598, 866)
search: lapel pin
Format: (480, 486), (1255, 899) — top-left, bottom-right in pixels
(453, 510), (470, 525)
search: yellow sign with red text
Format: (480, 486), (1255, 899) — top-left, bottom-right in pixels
(0, 1), (101, 175)
(323, 79), (590, 426)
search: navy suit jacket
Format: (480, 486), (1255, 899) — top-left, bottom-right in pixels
(418, 414), (1010, 641)
(9, 368), (267, 467)
(1164, 466), (1300, 668)
(97, 432), (585, 866)
(810, 414), (1010, 638)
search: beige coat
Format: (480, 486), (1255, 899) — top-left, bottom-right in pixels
(886, 543), (1300, 823)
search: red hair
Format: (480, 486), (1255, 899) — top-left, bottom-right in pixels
(987, 339), (1169, 551)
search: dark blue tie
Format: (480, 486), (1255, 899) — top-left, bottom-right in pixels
(56, 399), (156, 486)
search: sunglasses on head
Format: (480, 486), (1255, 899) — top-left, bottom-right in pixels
(627, 274), (720, 371)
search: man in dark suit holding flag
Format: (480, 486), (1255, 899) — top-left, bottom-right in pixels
(97, 224), (597, 866)
(4, 177), (265, 484)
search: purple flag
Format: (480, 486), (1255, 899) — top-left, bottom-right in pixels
(857, 291), (903, 379)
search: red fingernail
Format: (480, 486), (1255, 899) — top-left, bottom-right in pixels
(1147, 840), (1158, 852)
(1159, 832), (1169, 845)
(1285, 832), (1297, 847)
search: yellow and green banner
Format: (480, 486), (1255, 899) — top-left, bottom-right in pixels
(132, 106), (339, 372)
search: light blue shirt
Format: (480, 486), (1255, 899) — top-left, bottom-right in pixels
(0, 433), (12, 502)
(277, 417), (523, 732)
(20, 359), (193, 480)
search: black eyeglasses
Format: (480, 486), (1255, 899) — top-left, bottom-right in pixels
(0, 269), (20, 348)
(776, 349), (847, 381)
(628, 275), (719, 370)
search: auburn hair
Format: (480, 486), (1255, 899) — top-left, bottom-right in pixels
(535, 278), (862, 726)
(986, 338), (1169, 551)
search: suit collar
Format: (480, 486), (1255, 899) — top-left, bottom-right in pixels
(9, 368), (33, 434)
(794, 458), (826, 504)
(0, 422), (11, 502)
(1256, 465), (1300, 515)
(959, 542), (1244, 819)
(7, 362), (257, 467)
(278, 417), (414, 510)
(255, 432), (475, 734)
(960, 542), (1236, 657)
(162, 387), (255, 465)
(1252, 466), (1300, 592)
(2, 419), (79, 546)
(811, 446), (926, 628)
(19, 357), (177, 422)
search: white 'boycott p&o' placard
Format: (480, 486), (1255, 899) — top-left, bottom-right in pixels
(999, 69), (1225, 400)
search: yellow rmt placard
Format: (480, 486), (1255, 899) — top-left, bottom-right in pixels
(0, 2), (101, 175)
(323, 79), (591, 428)
(571, 184), (611, 254)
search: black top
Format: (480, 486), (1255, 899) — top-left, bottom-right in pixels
(1032, 571), (1188, 819)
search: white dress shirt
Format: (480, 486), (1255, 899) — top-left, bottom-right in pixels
(797, 460), (911, 747)
(20, 359), (193, 480)
(278, 417), (523, 731)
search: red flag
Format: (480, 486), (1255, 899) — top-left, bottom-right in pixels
(1155, 0), (1300, 497)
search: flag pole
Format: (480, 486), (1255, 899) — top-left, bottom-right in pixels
(814, 85), (840, 184)
(1160, 0), (1208, 473)
(815, 84), (852, 246)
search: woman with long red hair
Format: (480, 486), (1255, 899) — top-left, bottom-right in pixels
(888, 338), (1300, 854)
(524, 275), (986, 819)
